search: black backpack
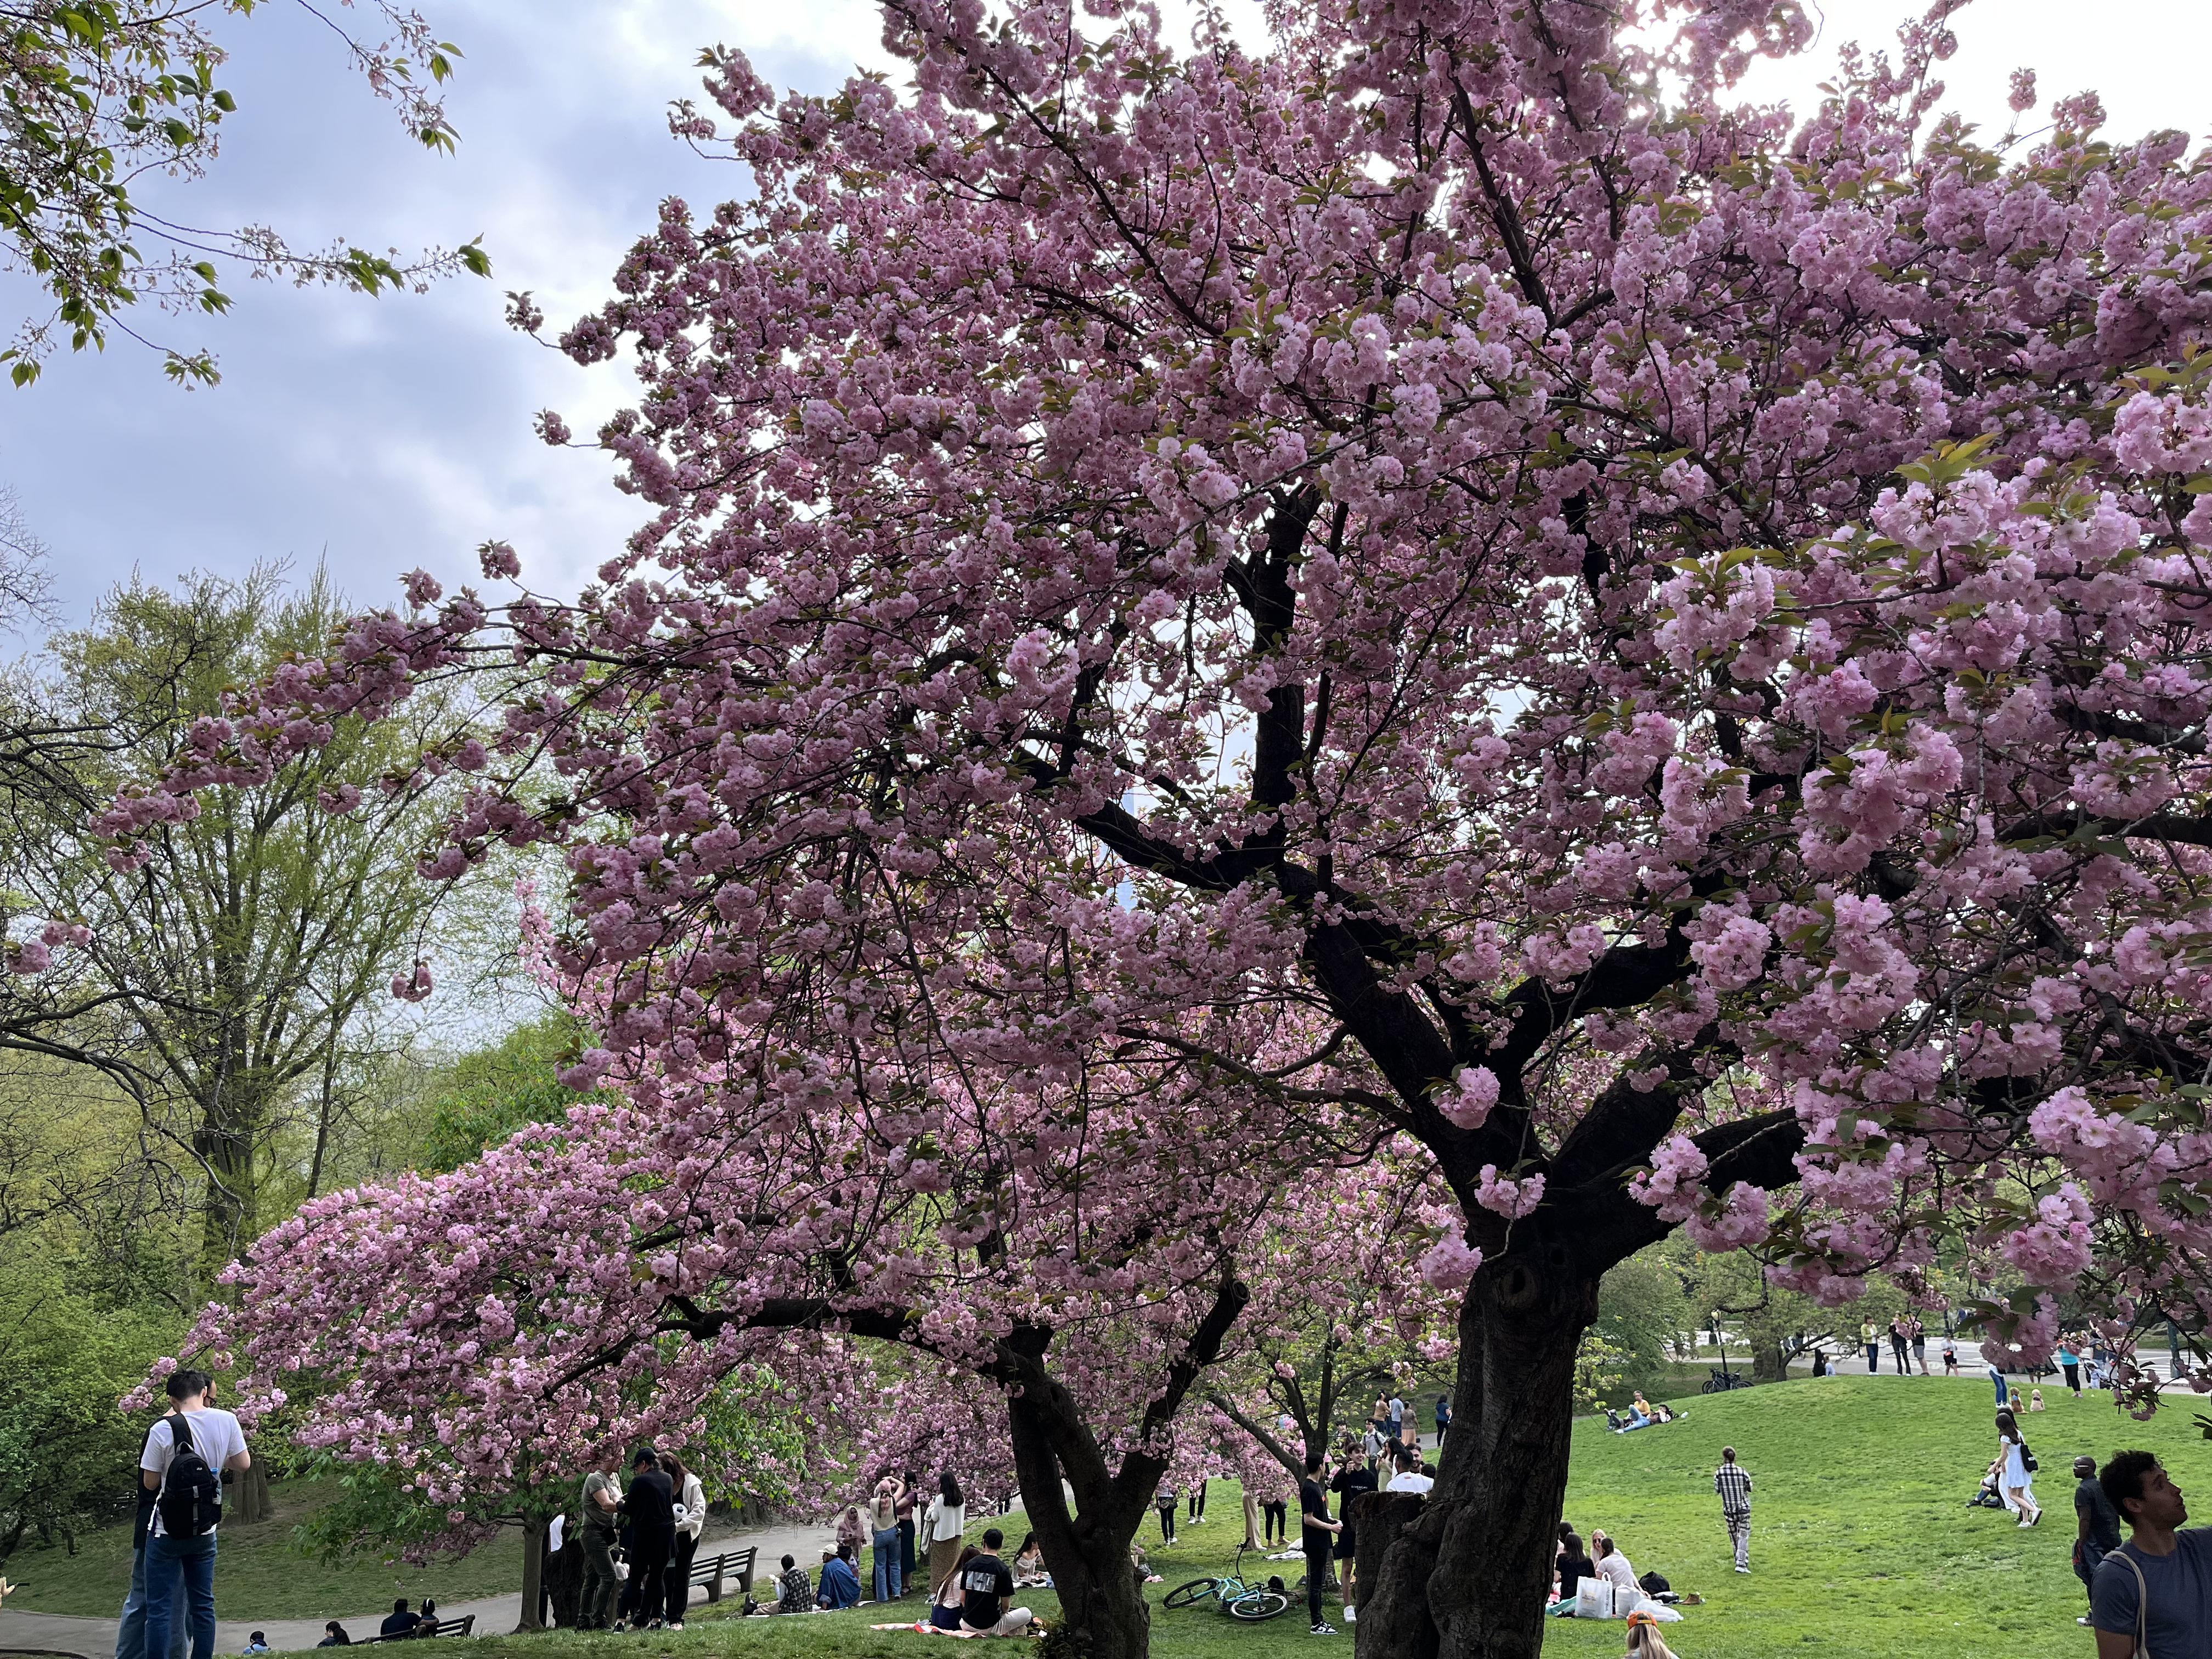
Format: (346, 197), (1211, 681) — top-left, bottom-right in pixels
(156, 1414), (222, 1539)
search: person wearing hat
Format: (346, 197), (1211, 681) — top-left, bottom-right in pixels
(1623, 1608), (1679, 1657)
(2074, 1454), (2124, 1628)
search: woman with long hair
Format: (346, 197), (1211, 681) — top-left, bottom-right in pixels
(928, 1545), (980, 1630)
(1624, 1610), (1679, 1657)
(1995, 1409), (2041, 1526)
(659, 1452), (705, 1629)
(926, 1471), (967, 1599)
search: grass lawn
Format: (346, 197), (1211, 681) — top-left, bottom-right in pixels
(33, 1374), (2192, 1655)
(5, 1477), (523, 1618)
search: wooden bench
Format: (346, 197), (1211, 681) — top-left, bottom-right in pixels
(363, 1615), (476, 1643)
(687, 1545), (758, 1605)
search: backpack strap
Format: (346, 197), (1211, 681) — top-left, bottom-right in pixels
(2122, 1548), (2152, 1658)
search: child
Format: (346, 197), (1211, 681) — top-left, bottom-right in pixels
(1943, 1342), (1959, 1374)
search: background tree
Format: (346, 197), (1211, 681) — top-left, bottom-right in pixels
(0, 0), (487, 384)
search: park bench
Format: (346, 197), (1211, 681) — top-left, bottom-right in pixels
(363, 1615), (476, 1643)
(687, 1544), (758, 1604)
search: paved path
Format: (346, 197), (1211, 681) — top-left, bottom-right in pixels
(0, 1522), (839, 1659)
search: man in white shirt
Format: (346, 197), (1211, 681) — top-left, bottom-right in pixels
(1385, 1447), (1434, 1494)
(140, 1370), (251, 1659)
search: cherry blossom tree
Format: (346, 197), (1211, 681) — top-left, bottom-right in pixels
(98, 0), (2212, 1653)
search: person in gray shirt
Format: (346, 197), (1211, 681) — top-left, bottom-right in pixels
(2090, 1451), (2212, 1657)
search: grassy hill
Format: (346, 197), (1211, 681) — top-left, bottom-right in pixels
(24, 1374), (2177, 1655)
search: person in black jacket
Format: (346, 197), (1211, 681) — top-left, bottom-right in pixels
(617, 1450), (677, 1632)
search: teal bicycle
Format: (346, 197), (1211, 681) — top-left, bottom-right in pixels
(1159, 1546), (1293, 1621)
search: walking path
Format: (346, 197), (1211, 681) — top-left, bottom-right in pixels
(0, 1522), (838, 1659)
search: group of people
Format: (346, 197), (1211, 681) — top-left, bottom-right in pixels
(1609, 1391), (1683, 1432)
(568, 1446), (709, 1631)
(117, 1368), (253, 1659)
(1860, 1316), (1930, 1374)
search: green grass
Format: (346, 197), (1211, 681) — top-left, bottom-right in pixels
(27, 1376), (2188, 1655)
(4, 1477), (523, 1618)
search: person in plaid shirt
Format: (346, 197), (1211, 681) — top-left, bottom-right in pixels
(1714, 1448), (1753, 1573)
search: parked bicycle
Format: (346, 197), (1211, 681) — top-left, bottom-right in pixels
(1160, 1546), (1292, 1621)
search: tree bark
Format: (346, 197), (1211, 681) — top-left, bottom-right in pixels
(228, 1459), (270, 1524)
(1005, 1390), (1151, 1659)
(1361, 1245), (1597, 1659)
(516, 1515), (546, 1633)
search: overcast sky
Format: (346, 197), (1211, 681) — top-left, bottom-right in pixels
(4, 0), (2207, 627)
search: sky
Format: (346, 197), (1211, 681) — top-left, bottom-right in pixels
(4, 0), (2209, 628)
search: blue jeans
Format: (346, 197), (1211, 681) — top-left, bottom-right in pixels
(1992, 1369), (2007, 1404)
(144, 1533), (216, 1659)
(116, 1543), (190, 1659)
(872, 1527), (902, 1601)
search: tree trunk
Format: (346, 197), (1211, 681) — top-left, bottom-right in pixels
(227, 1459), (271, 1524)
(1748, 1328), (1787, 1384)
(1361, 1249), (1597, 1659)
(1006, 1392), (1151, 1659)
(516, 1515), (546, 1633)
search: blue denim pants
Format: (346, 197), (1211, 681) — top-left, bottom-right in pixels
(143, 1533), (217, 1659)
(872, 1527), (902, 1601)
(115, 1542), (190, 1659)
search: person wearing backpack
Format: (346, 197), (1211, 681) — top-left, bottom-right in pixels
(140, 1369), (251, 1659)
(115, 1402), (189, 1659)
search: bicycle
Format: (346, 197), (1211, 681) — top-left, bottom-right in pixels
(1160, 1545), (1293, 1621)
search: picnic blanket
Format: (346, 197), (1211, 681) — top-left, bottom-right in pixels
(867, 1622), (1046, 1639)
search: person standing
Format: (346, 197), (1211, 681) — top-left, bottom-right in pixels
(1713, 1447), (1753, 1574)
(1299, 1450), (1341, 1636)
(2074, 1455), (2125, 1629)
(2062, 1339), (2086, 1399)
(1909, 1315), (1928, 1376)
(117, 1398), (189, 1659)
(1995, 1410), (2041, 1527)
(868, 1476), (906, 1604)
(1330, 1438), (1376, 1626)
(2090, 1451), (2212, 1657)
(1888, 1318), (1911, 1374)
(1988, 1361), (2008, 1406)
(895, 1473), (921, 1595)
(1154, 1475), (1177, 1545)
(1861, 1321), (1880, 1373)
(1240, 1482), (1262, 1550)
(140, 1369), (250, 1659)
(926, 1471), (967, 1599)
(1360, 1421), (1387, 1477)
(662, 1453), (705, 1629)
(1433, 1395), (1450, 1446)
(1188, 1477), (1208, 1525)
(577, 1450), (623, 1630)
(619, 1449), (676, 1631)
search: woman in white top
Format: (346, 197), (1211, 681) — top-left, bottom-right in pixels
(1591, 1532), (1637, 1594)
(660, 1453), (706, 1629)
(926, 1471), (967, 1599)
(1995, 1409), (2041, 1526)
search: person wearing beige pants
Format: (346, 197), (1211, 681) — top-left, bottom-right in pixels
(923, 1471), (967, 1596)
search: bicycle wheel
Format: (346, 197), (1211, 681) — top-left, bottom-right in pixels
(1227, 1590), (1291, 1622)
(1163, 1579), (1220, 1609)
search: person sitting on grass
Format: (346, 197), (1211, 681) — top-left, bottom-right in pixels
(1591, 1531), (1637, 1596)
(1623, 1609), (1680, 1657)
(770, 1554), (811, 1615)
(817, 1544), (862, 1610)
(1548, 1530), (1595, 1616)
(242, 1634), (269, 1654)
(1013, 1533), (1051, 1588)
(958, 1527), (1034, 1637)
(931, 1547), (981, 1629)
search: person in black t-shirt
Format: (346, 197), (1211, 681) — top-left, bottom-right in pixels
(1329, 1438), (1376, 1626)
(1548, 1530), (1595, 1616)
(618, 1450), (676, 1631)
(378, 1602), (418, 1639)
(1299, 1451), (1340, 1635)
(957, 1527), (1032, 1636)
